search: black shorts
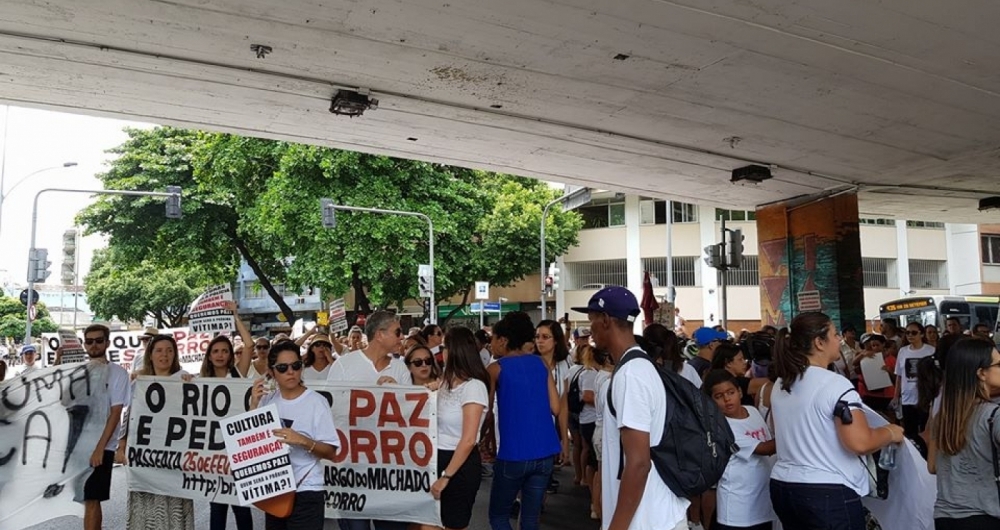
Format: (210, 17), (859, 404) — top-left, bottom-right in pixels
(438, 448), (482, 529)
(580, 422), (597, 467)
(83, 450), (115, 501)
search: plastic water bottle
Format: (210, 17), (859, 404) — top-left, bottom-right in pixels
(878, 443), (898, 470)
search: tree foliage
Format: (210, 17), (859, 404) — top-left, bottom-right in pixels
(0, 296), (58, 339)
(78, 127), (582, 321)
(84, 248), (214, 327)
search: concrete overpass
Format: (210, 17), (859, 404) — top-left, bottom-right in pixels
(0, 0), (998, 222)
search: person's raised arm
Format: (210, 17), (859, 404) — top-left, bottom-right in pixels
(227, 301), (253, 378)
(294, 325), (319, 347)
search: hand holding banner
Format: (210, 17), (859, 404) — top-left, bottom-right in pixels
(220, 405), (295, 506)
(189, 285), (236, 334)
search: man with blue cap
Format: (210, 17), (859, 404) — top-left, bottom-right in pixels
(688, 327), (728, 379)
(573, 286), (690, 530)
(15, 344), (40, 377)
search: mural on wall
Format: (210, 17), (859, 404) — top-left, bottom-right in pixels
(757, 194), (865, 330)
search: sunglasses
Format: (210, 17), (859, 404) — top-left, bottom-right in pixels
(432, 331), (444, 337)
(905, 330), (921, 336)
(407, 358), (433, 368)
(255, 344), (269, 349)
(272, 361), (303, 373)
(84, 338), (106, 345)
(385, 328), (403, 337)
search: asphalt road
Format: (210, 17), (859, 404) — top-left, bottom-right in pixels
(26, 464), (599, 530)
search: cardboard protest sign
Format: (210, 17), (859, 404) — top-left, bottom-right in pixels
(57, 328), (87, 364)
(125, 378), (440, 525)
(220, 405), (295, 505)
(0, 363), (110, 530)
(329, 299), (348, 333)
(189, 285), (236, 334)
(43, 327), (213, 373)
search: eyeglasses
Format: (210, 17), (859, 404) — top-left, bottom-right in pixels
(905, 330), (921, 336)
(272, 361), (303, 373)
(385, 328), (403, 337)
(255, 344), (269, 350)
(407, 358), (433, 368)
(84, 338), (106, 345)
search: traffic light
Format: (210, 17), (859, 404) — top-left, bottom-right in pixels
(320, 198), (336, 228)
(165, 186), (183, 219)
(727, 228), (745, 269)
(28, 248), (52, 283)
(61, 229), (77, 285)
(549, 262), (560, 291)
(418, 264), (434, 298)
(703, 243), (724, 270)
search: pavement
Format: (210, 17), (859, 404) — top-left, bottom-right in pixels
(26, 463), (600, 530)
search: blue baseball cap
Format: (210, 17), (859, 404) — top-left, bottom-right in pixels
(21, 344), (37, 355)
(693, 327), (728, 347)
(571, 286), (640, 323)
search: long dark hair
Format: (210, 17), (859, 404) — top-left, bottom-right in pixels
(404, 344), (441, 381)
(934, 338), (996, 455)
(443, 327), (490, 392)
(535, 319), (570, 363)
(711, 342), (744, 372)
(916, 332), (964, 412)
(200, 335), (235, 377)
(643, 323), (683, 373)
(774, 312), (833, 392)
(140, 335), (181, 376)
(304, 339), (332, 368)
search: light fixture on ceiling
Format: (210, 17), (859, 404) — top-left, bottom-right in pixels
(979, 196), (1000, 211)
(329, 89), (378, 117)
(731, 164), (773, 184)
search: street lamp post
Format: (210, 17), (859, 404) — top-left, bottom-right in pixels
(540, 188), (591, 321)
(24, 187), (181, 343)
(0, 162), (77, 240)
(319, 200), (436, 323)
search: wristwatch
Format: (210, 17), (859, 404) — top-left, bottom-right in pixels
(440, 471), (451, 480)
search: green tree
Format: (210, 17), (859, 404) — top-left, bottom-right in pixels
(84, 248), (215, 327)
(0, 296), (59, 339)
(79, 127), (582, 322)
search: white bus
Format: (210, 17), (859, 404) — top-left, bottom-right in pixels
(878, 295), (999, 333)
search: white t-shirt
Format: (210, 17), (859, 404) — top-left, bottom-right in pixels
(302, 364), (331, 381)
(259, 388), (340, 491)
(895, 344), (934, 405)
(602, 351), (689, 530)
(717, 406), (776, 527)
(770, 366), (868, 495)
(594, 370), (612, 430)
(327, 350), (412, 385)
(678, 363), (702, 389)
(553, 359), (574, 397)
(15, 363), (39, 377)
(579, 368), (599, 424)
(437, 379), (489, 450)
(104, 361), (132, 452)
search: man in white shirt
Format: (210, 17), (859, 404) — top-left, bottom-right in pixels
(15, 344), (40, 376)
(327, 311), (410, 530)
(573, 286), (689, 530)
(80, 324), (131, 530)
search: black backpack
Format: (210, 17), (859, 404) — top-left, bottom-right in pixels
(567, 369), (585, 415)
(608, 347), (738, 498)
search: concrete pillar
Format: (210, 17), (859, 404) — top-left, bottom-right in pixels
(756, 193), (865, 330)
(945, 223), (983, 295)
(625, 195), (642, 332)
(699, 205), (720, 326)
(896, 221), (911, 295)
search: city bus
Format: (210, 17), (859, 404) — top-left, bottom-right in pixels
(878, 295), (999, 332)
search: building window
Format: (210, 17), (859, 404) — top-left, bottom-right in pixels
(672, 202), (698, 223)
(723, 255), (760, 286)
(859, 218), (896, 226)
(640, 257), (699, 287)
(244, 281), (265, 299)
(906, 220), (945, 229)
(565, 259), (627, 290)
(862, 258), (897, 288)
(715, 209), (757, 222)
(909, 259), (948, 289)
(639, 200), (699, 225)
(579, 200), (626, 229)
(982, 235), (1000, 265)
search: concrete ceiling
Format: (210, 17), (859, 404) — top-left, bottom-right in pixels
(1, 0), (998, 222)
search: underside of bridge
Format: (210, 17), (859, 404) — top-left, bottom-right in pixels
(1, 0), (998, 222)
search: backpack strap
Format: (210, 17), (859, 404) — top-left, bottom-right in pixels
(988, 405), (1000, 505)
(606, 346), (653, 480)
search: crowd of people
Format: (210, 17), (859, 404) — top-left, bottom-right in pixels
(2, 288), (999, 530)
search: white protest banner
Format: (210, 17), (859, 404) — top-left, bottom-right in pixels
(220, 405), (294, 505)
(126, 378), (440, 525)
(0, 363), (110, 530)
(43, 327), (214, 373)
(189, 285), (236, 334)
(862, 408), (935, 530)
(57, 329), (87, 364)
(329, 299), (348, 333)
